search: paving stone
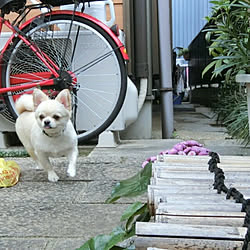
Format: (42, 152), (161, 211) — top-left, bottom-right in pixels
(45, 238), (88, 250)
(14, 158), (142, 182)
(89, 139), (181, 160)
(0, 238), (48, 250)
(0, 203), (127, 238)
(74, 180), (147, 204)
(0, 181), (87, 203)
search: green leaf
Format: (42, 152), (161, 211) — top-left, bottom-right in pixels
(246, 33), (250, 50)
(202, 60), (217, 78)
(122, 203), (149, 231)
(77, 226), (128, 250)
(120, 202), (145, 222)
(105, 163), (152, 204)
(213, 62), (241, 73)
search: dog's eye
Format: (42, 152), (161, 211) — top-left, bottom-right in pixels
(53, 115), (60, 120)
(39, 114), (45, 120)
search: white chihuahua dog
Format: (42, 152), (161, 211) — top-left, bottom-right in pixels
(15, 89), (78, 182)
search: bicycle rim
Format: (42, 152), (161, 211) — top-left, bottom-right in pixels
(1, 13), (127, 142)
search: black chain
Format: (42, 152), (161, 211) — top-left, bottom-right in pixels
(208, 152), (250, 250)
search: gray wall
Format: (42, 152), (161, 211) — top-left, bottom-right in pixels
(172, 0), (213, 49)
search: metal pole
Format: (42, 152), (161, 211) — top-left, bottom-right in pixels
(157, 0), (174, 138)
(146, 0), (153, 97)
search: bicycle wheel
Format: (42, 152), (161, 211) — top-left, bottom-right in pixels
(1, 13), (127, 142)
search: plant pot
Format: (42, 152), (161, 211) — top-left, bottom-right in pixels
(183, 53), (190, 61)
(236, 74), (250, 133)
(236, 74), (250, 83)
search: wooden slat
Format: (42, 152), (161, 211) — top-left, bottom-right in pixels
(148, 184), (215, 194)
(150, 177), (250, 186)
(155, 210), (246, 226)
(148, 185), (250, 198)
(152, 170), (250, 180)
(149, 193), (238, 213)
(149, 192), (236, 205)
(135, 236), (243, 250)
(160, 154), (250, 163)
(155, 214), (244, 226)
(153, 163), (250, 172)
(136, 222), (247, 240)
(155, 210), (246, 217)
(158, 203), (242, 212)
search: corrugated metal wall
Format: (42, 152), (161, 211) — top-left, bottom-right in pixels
(172, 0), (213, 49)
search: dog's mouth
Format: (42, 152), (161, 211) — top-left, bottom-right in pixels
(43, 124), (52, 129)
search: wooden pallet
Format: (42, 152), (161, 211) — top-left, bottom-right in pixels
(135, 155), (250, 250)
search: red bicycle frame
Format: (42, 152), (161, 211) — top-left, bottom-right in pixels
(0, 9), (129, 95)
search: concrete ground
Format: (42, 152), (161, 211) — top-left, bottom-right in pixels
(0, 104), (250, 250)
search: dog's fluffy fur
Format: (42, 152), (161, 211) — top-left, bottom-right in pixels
(15, 89), (78, 182)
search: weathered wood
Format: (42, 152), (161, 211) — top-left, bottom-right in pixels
(150, 177), (213, 185)
(155, 209), (246, 217)
(136, 222), (247, 240)
(148, 186), (250, 199)
(152, 170), (250, 180)
(155, 209), (246, 226)
(159, 154), (250, 163)
(155, 214), (244, 227)
(158, 202), (242, 212)
(150, 177), (250, 186)
(135, 236), (243, 250)
(148, 190), (236, 212)
(140, 154), (250, 250)
(148, 184), (215, 194)
(153, 163), (250, 172)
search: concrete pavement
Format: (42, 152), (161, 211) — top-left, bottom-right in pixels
(0, 105), (250, 250)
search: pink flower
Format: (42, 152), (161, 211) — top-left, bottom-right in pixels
(159, 150), (168, 155)
(142, 156), (157, 168)
(142, 160), (149, 168)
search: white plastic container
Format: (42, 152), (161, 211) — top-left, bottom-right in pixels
(60, 0), (116, 27)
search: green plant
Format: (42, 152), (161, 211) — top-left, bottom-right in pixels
(177, 48), (189, 57)
(212, 88), (249, 143)
(202, 0), (250, 144)
(203, 0), (250, 79)
(77, 162), (153, 250)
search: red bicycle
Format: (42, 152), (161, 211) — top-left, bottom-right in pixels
(0, 0), (128, 142)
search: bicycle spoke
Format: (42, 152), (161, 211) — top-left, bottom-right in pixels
(72, 92), (102, 120)
(77, 87), (115, 102)
(73, 46), (121, 76)
(2, 13), (126, 141)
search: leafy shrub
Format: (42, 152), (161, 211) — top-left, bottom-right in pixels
(203, 0), (250, 144)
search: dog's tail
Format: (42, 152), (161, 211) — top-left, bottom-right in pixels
(15, 94), (34, 114)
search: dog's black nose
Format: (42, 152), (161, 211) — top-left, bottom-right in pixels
(44, 120), (50, 126)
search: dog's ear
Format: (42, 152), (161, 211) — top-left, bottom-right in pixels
(33, 89), (49, 109)
(55, 89), (71, 111)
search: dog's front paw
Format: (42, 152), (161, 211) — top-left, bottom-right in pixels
(48, 171), (59, 182)
(67, 165), (76, 177)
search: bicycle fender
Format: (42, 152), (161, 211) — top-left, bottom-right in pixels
(2, 10), (129, 61)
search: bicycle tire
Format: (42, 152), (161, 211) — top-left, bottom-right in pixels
(1, 13), (127, 143)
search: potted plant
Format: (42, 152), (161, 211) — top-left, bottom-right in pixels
(177, 48), (190, 60)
